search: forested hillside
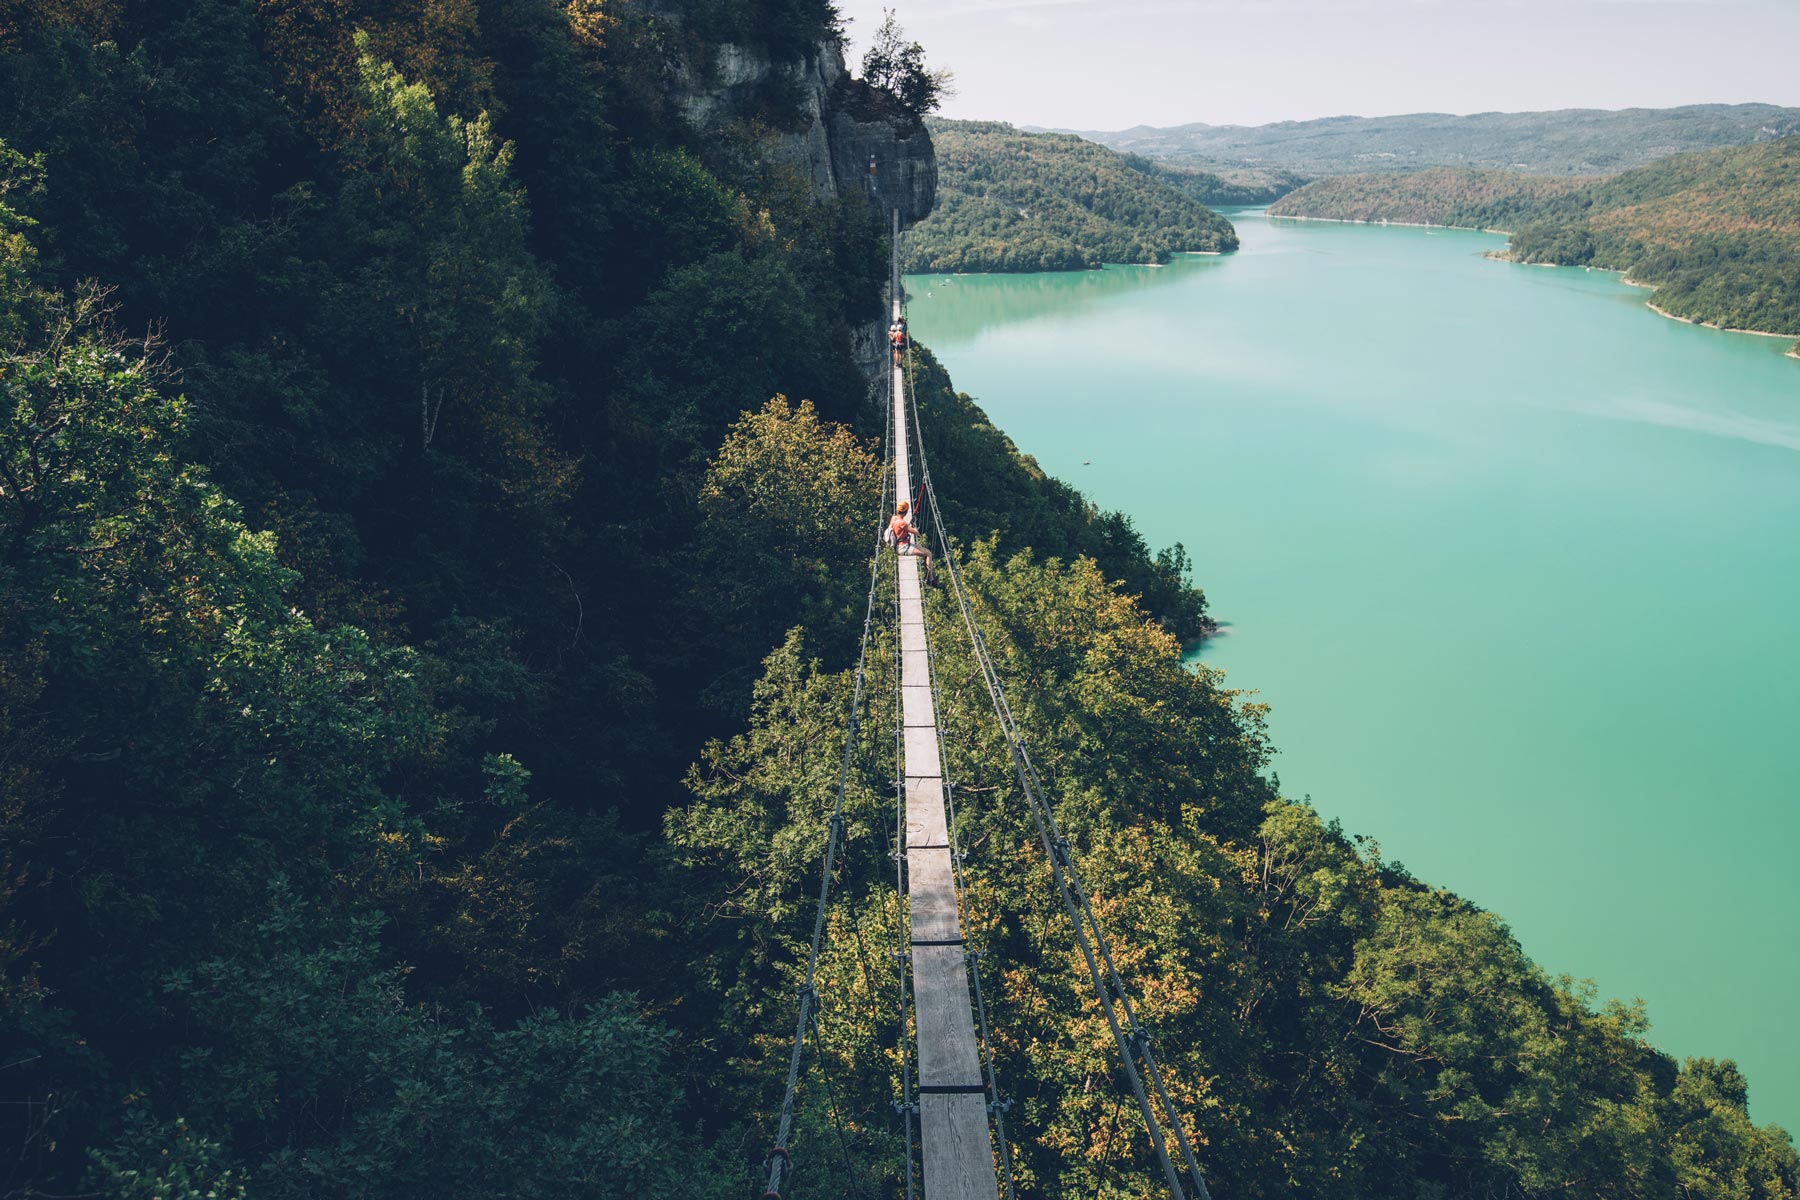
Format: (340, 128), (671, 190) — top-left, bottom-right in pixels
(2, 1), (1796, 1198)
(1274, 140), (1800, 349)
(1509, 137), (1800, 346)
(0, 3), (1204, 1194)
(1122, 153), (1308, 206)
(905, 119), (1237, 272)
(1270, 168), (1600, 230)
(1067, 103), (1800, 177)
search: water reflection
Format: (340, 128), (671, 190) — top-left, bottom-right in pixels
(904, 254), (1228, 344)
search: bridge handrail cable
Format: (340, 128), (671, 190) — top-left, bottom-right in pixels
(911, 432), (1021, 1200)
(760, 327), (899, 1200)
(901, 330), (1215, 1200)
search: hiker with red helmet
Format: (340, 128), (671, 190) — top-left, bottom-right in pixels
(888, 500), (938, 586)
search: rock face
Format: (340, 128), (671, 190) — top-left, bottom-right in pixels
(824, 76), (937, 227)
(660, 26), (936, 382)
(669, 34), (936, 225)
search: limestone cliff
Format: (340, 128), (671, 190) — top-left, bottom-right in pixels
(667, 36), (936, 225)
(657, 22), (937, 378)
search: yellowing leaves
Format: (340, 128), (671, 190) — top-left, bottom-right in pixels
(563, 0), (611, 51)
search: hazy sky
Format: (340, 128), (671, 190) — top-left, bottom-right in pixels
(832, 0), (1800, 130)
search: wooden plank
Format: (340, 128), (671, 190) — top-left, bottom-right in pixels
(902, 621), (927, 655)
(903, 650), (930, 680)
(899, 569), (922, 603)
(920, 1092), (997, 1200)
(906, 776), (949, 848)
(894, 363), (912, 511)
(903, 685), (935, 728)
(912, 944), (985, 1088)
(906, 848), (961, 943)
(903, 726), (941, 779)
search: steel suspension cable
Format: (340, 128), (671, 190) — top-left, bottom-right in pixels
(879, 324), (919, 1200)
(901, 347), (1215, 1200)
(891, 564), (920, 1200)
(910, 413), (1020, 1200)
(924, 642), (1022, 1200)
(895, 247), (1022, 1200)
(761, 332), (899, 1200)
(888, 318), (920, 1200)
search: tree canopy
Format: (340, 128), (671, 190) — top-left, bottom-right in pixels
(860, 8), (952, 118)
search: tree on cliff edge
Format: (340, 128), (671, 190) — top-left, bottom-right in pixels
(861, 9), (953, 115)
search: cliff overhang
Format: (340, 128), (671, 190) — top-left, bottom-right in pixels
(665, 32), (937, 228)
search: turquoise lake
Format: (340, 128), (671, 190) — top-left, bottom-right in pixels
(904, 211), (1800, 1135)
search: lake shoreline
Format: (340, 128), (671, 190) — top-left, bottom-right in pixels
(915, 247), (1235, 278)
(1269, 212), (1517, 236)
(1511, 260), (1797, 346)
(1278, 218), (1800, 349)
(1640, 297), (1799, 342)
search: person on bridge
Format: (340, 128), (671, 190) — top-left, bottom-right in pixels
(889, 317), (908, 367)
(889, 500), (939, 586)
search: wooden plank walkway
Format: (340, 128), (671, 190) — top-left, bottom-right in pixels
(894, 324), (997, 1200)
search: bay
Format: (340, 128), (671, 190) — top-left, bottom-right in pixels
(904, 210), (1800, 1134)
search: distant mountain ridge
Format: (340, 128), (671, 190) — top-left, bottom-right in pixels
(1042, 104), (1800, 178)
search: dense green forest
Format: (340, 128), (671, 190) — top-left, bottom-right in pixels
(1269, 169), (1599, 231)
(1067, 104), (1800, 177)
(2, 1), (1797, 1197)
(1120, 153), (1307, 207)
(905, 119), (1237, 273)
(1509, 137), (1800, 346)
(1272, 140), (1800, 350)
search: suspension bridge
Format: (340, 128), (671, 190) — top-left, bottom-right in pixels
(757, 216), (1215, 1200)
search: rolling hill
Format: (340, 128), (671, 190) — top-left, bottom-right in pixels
(1268, 168), (1600, 231)
(905, 118), (1237, 273)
